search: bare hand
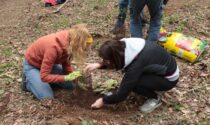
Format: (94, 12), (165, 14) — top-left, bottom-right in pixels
(91, 98), (104, 109)
(84, 63), (101, 73)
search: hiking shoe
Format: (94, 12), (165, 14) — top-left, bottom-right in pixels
(111, 24), (125, 35)
(139, 95), (162, 113)
(21, 72), (28, 92)
(111, 24), (126, 39)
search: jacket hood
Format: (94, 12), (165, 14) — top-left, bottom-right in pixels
(120, 38), (145, 68)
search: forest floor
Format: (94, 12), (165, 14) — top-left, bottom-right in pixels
(0, 0), (210, 125)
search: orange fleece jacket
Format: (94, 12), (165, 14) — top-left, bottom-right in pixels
(25, 30), (73, 83)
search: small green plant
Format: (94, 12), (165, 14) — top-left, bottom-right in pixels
(93, 79), (118, 94)
(81, 119), (94, 125)
(174, 102), (183, 111)
(93, 43), (101, 49)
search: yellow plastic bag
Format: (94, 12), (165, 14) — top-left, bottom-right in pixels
(159, 31), (208, 63)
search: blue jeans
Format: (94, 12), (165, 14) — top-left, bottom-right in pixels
(130, 0), (163, 42)
(116, 0), (129, 27)
(23, 59), (75, 100)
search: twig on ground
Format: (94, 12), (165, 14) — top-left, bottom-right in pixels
(53, 0), (70, 13)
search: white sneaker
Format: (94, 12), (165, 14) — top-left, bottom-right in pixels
(140, 95), (162, 113)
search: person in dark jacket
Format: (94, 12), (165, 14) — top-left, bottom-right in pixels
(84, 38), (179, 113)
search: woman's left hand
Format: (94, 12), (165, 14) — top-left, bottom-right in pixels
(91, 98), (104, 109)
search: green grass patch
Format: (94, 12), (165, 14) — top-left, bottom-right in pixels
(96, 0), (107, 6)
(177, 120), (187, 125)
(1, 47), (13, 57)
(86, 0), (108, 9)
(0, 63), (16, 74)
(175, 20), (187, 32)
(33, 22), (43, 35)
(208, 3), (210, 9)
(207, 58), (210, 70)
(0, 89), (5, 96)
(163, 14), (179, 25)
(0, 74), (14, 83)
(37, 15), (71, 30)
(52, 15), (70, 29)
(194, 121), (210, 125)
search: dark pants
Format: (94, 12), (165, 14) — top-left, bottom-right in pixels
(133, 74), (178, 99)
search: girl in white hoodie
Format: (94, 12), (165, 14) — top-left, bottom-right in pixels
(85, 38), (179, 113)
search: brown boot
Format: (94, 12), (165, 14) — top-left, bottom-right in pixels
(111, 25), (126, 39)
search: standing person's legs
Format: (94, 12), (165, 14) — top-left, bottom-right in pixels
(130, 0), (146, 37)
(111, 0), (130, 35)
(133, 74), (178, 113)
(111, 0), (129, 34)
(117, 0), (129, 27)
(146, 0), (163, 42)
(23, 59), (54, 100)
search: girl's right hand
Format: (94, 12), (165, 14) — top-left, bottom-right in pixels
(84, 63), (101, 73)
(91, 98), (104, 109)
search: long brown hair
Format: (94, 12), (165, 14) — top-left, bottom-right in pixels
(67, 24), (93, 63)
(99, 40), (125, 70)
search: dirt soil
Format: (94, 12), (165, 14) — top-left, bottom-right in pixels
(0, 0), (210, 125)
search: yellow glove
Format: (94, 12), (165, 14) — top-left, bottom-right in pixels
(64, 71), (82, 81)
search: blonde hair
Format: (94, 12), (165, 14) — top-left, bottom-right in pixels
(67, 24), (92, 63)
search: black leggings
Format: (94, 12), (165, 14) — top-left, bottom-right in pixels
(132, 74), (178, 99)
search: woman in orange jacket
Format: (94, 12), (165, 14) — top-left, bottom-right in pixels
(22, 24), (93, 100)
